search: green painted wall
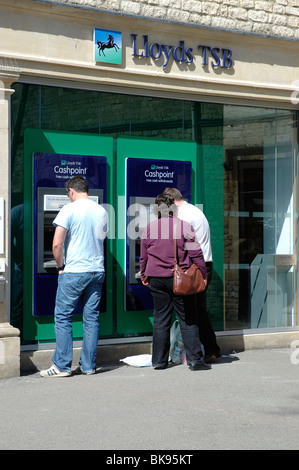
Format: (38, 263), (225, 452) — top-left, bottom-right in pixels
(23, 129), (114, 342)
(115, 137), (198, 334)
(197, 145), (224, 330)
(22, 130), (224, 342)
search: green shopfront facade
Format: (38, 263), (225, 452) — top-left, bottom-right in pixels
(1, 0), (298, 366)
(11, 84), (299, 346)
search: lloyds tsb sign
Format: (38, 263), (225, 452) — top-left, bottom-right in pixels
(132, 34), (233, 69)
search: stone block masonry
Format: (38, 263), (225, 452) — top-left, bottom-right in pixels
(36, 0), (299, 39)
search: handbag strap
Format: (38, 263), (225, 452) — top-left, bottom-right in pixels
(173, 219), (178, 265)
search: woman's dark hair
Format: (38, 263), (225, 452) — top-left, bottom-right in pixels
(65, 176), (89, 194)
(152, 193), (178, 218)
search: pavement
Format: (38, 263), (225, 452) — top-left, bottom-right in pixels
(0, 348), (299, 451)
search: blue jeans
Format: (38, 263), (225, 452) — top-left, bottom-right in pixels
(52, 272), (105, 373)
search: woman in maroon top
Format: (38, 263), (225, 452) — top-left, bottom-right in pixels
(140, 193), (211, 371)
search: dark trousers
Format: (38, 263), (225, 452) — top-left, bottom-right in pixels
(149, 277), (204, 367)
(196, 262), (220, 357)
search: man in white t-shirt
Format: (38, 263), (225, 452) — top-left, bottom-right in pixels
(41, 176), (108, 377)
(163, 187), (220, 362)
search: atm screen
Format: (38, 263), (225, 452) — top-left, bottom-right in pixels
(37, 189), (101, 273)
(128, 196), (156, 284)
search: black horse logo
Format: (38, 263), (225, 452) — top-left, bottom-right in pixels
(97, 35), (120, 56)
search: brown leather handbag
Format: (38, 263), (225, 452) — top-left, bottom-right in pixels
(172, 221), (206, 296)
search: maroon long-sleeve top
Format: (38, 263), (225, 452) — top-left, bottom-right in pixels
(140, 215), (207, 281)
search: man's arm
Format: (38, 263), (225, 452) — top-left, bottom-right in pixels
(52, 225), (67, 271)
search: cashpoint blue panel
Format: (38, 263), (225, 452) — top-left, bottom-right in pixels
(33, 152), (107, 317)
(125, 158), (192, 311)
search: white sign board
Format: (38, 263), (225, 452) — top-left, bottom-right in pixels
(44, 195), (69, 211)
(44, 194), (99, 212)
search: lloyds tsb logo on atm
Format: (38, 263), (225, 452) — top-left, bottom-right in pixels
(54, 160), (88, 176)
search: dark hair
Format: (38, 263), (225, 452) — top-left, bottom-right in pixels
(163, 187), (184, 201)
(152, 193), (178, 218)
(65, 176), (89, 194)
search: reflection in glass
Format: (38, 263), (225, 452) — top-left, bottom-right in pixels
(10, 83), (297, 333)
(223, 108), (296, 330)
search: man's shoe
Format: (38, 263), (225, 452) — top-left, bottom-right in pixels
(189, 362), (211, 371)
(153, 364), (168, 370)
(40, 364), (71, 378)
(73, 366), (95, 375)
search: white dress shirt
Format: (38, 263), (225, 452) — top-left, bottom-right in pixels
(177, 201), (213, 262)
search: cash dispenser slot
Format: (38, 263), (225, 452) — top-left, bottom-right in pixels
(37, 187), (103, 274)
(128, 196), (156, 285)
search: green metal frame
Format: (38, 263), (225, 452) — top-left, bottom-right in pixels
(197, 145), (224, 331)
(22, 130), (224, 343)
(23, 129), (114, 343)
(115, 136), (198, 334)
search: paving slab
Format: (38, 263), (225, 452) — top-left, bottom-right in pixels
(0, 348), (298, 451)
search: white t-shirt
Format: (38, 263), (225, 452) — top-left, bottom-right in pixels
(178, 201), (213, 262)
(53, 198), (108, 273)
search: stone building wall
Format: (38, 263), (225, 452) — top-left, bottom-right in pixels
(35, 0), (299, 39)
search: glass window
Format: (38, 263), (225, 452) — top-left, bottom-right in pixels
(222, 107), (296, 330)
(10, 82), (298, 334)
(41, 87), (100, 133)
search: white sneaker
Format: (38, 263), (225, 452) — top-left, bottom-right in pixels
(40, 364), (71, 378)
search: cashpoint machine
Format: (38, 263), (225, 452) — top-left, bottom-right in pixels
(125, 157), (192, 311)
(33, 152), (107, 317)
